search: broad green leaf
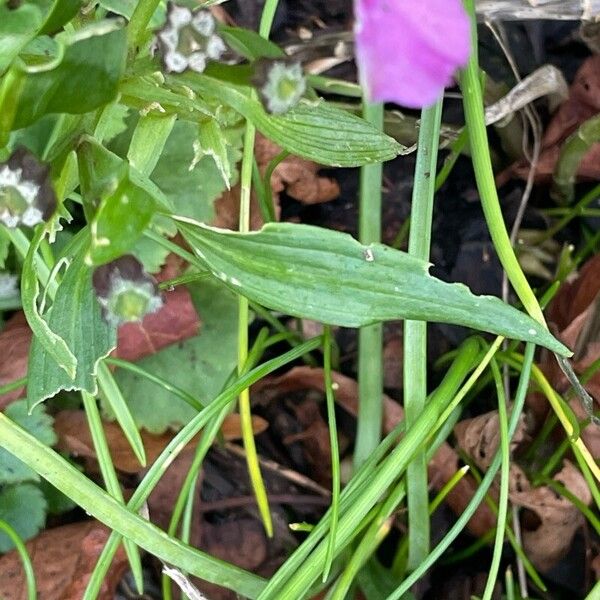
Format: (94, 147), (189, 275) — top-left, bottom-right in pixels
(78, 136), (168, 265)
(176, 220), (571, 356)
(27, 235), (117, 409)
(0, 484), (47, 552)
(0, 400), (56, 485)
(110, 278), (238, 433)
(219, 26), (284, 60)
(0, 21), (127, 135)
(178, 73), (403, 166)
(0, 3), (43, 74)
(94, 102), (131, 145)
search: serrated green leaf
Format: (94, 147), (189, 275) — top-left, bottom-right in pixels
(0, 400), (56, 485)
(109, 278), (238, 433)
(178, 73), (403, 167)
(0, 21), (127, 136)
(0, 484), (47, 552)
(150, 120), (241, 222)
(27, 234), (117, 410)
(21, 226), (77, 380)
(176, 220), (571, 356)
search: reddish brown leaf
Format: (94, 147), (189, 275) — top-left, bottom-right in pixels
(501, 56), (600, 185)
(54, 410), (268, 474)
(510, 461), (591, 571)
(0, 312), (32, 410)
(115, 254), (200, 362)
(0, 521), (127, 600)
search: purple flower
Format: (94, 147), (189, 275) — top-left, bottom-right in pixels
(354, 0), (471, 108)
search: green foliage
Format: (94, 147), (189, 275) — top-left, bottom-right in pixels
(177, 220), (570, 354)
(0, 484), (47, 552)
(27, 236), (116, 409)
(0, 21), (127, 138)
(110, 277), (238, 433)
(0, 400), (56, 485)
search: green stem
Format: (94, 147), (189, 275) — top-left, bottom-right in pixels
(385, 343), (537, 600)
(552, 114), (600, 204)
(404, 96), (443, 569)
(460, 0), (545, 326)
(0, 519), (36, 600)
(482, 359), (511, 600)
(322, 326), (341, 581)
(80, 391), (144, 593)
(354, 101), (384, 469)
(235, 0), (281, 538)
(127, 0), (160, 53)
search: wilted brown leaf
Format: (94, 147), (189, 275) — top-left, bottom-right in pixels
(0, 521), (127, 600)
(254, 136), (339, 206)
(454, 408), (528, 471)
(54, 410), (268, 473)
(510, 461), (591, 571)
(0, 312), (31, 410)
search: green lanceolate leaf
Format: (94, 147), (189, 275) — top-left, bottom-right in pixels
(178, 73), (403, 167)
(27, 233), (117, 409)
(176, 219), (571, 356)
(219, 26), (285, 61)
(0, 21), (127, 136)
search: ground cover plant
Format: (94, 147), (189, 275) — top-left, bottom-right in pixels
(1, 0), (600, 598)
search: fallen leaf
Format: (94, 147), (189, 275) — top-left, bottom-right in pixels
(510, 461), (592, 571)
(254, 135), (340, 206)
(115, 253), (201, 362)
(454, 408), (528, 471)
(0, 521), (127, 600)
(54, 410), (268, 474)
(501, 56), (600, 184)
(0, 312), (32, 410)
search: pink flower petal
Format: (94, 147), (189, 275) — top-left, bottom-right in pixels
(354, 0), (471, 108)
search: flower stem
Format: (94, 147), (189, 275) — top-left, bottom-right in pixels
(236, 0), (281, 538)
(460, 0), (545, 326)
(127, 0), (160, 53)
(404, 96), (443, 570)
(354, 101), (384, 469)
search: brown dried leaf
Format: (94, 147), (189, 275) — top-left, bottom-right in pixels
(0, 521), (127, 600)
(510, 461), (592, 571)
(454, 408), (528, 471)
(0, 312), (31, 410)
(254, 136), (340, 206)
(502, 56), (600, 184)
(54, 410), (268, 473)
(115, 253), (200, 362)
(254, 366), (496, 536)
